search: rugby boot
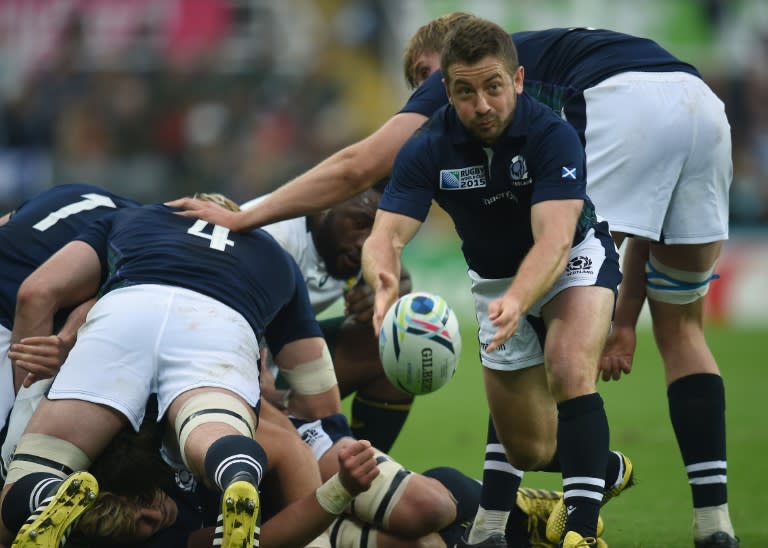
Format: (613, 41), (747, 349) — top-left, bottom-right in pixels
(455, 532), (508, 548)
(213, 480), (260, 548)
(546, 453), (633, 543)
(12, 471), (99, 548)
(559, 531), (607, 548)
(516, 487), (604, 547)
(694, 532), (740, 548)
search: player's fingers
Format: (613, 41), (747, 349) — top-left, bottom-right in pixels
(22, 373), (38, 389)
(18, 335), (59, 345)
(14, 359), (56, 379)
(172, 209), (203, 218)
(164, 197), (197, 209)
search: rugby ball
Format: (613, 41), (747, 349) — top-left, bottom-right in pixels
(378, 292), (461, 395)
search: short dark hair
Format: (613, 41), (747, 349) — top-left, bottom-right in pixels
(440, 16), (519, 86)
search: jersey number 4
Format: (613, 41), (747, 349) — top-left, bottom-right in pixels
(187, 219), (234, 251)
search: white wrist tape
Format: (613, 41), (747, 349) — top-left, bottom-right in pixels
(315, 473), (353, 515)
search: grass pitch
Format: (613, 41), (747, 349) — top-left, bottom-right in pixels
(372, 324), (766, 547)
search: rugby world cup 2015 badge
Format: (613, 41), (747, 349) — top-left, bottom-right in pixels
(439, 165), (487, 190)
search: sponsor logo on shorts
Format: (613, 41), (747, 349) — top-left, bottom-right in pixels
(439, 165), (487, 190)
(509, 155), (532, 186)
(566, 255), (594, 276)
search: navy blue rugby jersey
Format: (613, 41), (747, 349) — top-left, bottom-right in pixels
(76, 204), (321, 354)
(0, 183), (140, 330)
(400, 28), (700, 117)
(514, 27), (700, 110)
(382, 93), (598, 279)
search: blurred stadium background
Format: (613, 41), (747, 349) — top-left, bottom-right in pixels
(0, 0), (766, 325)
(1, 1), (766, 544)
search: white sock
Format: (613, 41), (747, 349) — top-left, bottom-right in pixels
(693, 504), (735, 540)
(468, 507), (509, 543)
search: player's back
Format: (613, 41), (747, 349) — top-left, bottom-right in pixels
(82, 204), (308, 341)
(513, 27), (700, 109)
(0, 184), (140, 329)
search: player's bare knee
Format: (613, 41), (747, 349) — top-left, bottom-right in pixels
(4, 433), (91, 485)
(387, 475), (456, 535)
(174, 391), (255, 470)
(498, 432), (554, 470)
(645, 252), (719, 305)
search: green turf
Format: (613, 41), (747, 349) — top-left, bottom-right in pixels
(363, 324), (767, 546)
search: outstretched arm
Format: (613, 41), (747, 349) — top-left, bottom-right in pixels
(362, 210), (422, 334)
(166, 112), (428, 231)
(259, 439), (379, 548)
(486, 199), (582, 352)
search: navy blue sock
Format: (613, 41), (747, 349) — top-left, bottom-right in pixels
(481, 416), (523, 512)
(203, 435), (268, 491)
(1, 473), (62, 531)
(422, 466), (481, 547)
(557, 393), (610, 539)
(351, 394), (413, 453)
(668, 373), (728, 507)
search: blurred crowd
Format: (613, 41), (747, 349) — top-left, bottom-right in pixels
(0, 0), (766, 227)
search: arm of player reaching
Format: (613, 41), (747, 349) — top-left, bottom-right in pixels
(600, 237), (648, 381)
(274, 337), (344, 420)
(486, 199), (582, 352)
(166, 112), (428, 231)
(10, 242), (102, 390)
(362, 210), (423, 334)
(257, 439), (378, 548)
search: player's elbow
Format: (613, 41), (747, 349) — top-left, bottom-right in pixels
(16, 275), (60, 315)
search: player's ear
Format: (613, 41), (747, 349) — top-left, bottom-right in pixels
(442, 78), (452, 104)
(514, 65), (525, 94)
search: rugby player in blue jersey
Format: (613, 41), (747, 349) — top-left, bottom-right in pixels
(402, 15), (736, 548)
(0, 184), (140, 481)
(362, 17), (622, 548)
(0, 201), (379, 548)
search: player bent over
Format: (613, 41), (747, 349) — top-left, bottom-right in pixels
(0, 201), (365, 547)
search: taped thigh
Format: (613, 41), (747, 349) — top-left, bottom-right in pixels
(329, 516), (377, 548)
(278, 345), (337, 395)
(348, 450), (412, 530)
(174, 392), (255, 468)
(5, 433), (91, 484)
(645, 253), (719, 304)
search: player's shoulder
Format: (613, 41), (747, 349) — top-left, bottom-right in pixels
(523, 94), (581, 142)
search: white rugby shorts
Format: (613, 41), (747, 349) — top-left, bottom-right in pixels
(574, 71), (731, 244)
(0, 324), (12, 433)
(470, 229), (619, 371)
(48, 284), (261, 430)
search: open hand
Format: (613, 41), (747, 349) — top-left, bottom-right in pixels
(165, 197), (242, 230)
